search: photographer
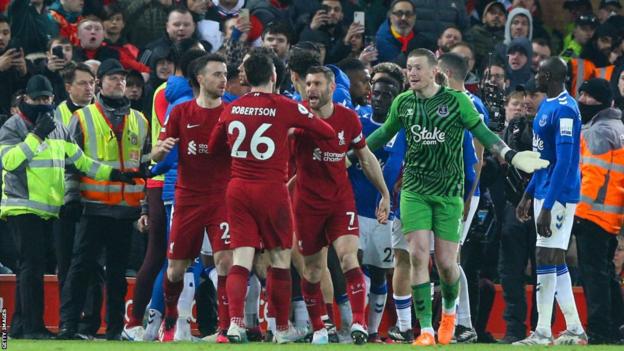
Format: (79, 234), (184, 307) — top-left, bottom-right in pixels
(299, 0), (362, 64)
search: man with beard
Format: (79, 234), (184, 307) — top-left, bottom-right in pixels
(293, 66), (389, 344)
(515, 57), (587, 346)
(0, 14), (28, 115)
(349, 76), (405, 343)
(435, 26), (463, 58)
(337, 58), (371, 115)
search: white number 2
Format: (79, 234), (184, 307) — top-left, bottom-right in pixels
(220, 222), (230, 245)
(228, 121), (275, 160)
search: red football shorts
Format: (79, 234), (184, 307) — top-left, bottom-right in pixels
(168, 202), (230, 260)
(294, 199), (359, 256)
(226, 179), (294, 250)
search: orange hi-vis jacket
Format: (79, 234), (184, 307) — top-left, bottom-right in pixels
(73, 103), (149, 207)
(576, 108), (624, 235)
(569, 58), (615, 98)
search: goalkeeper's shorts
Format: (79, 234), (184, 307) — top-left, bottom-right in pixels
(399, 190), (463, 243)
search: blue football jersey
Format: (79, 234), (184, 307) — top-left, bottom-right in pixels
(465, 93), (490, 198)
(349, 111), (405, 219)
(531, 91), (581, 205)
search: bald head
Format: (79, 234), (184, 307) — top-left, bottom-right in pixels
(541, 57), (567, 82)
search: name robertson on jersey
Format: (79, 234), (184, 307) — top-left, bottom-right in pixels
(231, 106), (277, 117)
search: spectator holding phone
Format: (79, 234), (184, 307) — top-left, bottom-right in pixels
(299, 0), (363, 64)
(0, 14), (29, 116)
(31, 37), (73, 104)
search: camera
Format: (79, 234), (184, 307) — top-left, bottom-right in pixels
(480, 81), (506, 132)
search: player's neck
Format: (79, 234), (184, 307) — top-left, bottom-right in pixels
(196, 93), (221, 109)
(449, 79), (465, 92)
(546, 84), (565, 99)
(250, 83), (274, 94)
(313, 102), (334, 119)
(414, 82), (441, 99)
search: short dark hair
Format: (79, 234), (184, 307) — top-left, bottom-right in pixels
(262, 21), (292, 44)
(47, 36), (71, 51)
(189, 53), (227, 88)
(0, 14), (9, 26)
(306, 65), (335, 83)
(438, 53), (469, 81)
(172, 38), (203, 67)
(126, 70), (145, 87)
(532, 37), (551, 50)
(439, 25), (462, 39)
(244, 52), (274, 86)
(389, 0), (415, 13)
(407, 48), (437, 66)
(449, 42), (475, 56)
(62, 63), (96, 84)
(103, 3), (125, 21)
(180, 49), (207, 78)
(288, 47), (322, 76)
(336, 58), (366, 74)
(249, 47), (287, 88)
(373, 76), (401, 91)
(372, 62), (405, 88)
(168, 6), (192, 19)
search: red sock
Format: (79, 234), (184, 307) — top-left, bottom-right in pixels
(325, 303), (335, 322)
(344, 267), (366, 326)
(163, 276), (183, 320)
(226, 265), (249, 327)
(268, 267), (291, 331)
(265, 268), (275, 320)
(217, 275), (230, 330)
(301, 279), (325, 331)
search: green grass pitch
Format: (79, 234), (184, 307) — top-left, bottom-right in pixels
(7, 341), (624, 351)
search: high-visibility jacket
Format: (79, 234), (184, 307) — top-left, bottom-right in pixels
(593, 65), (615, 81)
(54, 100), (73, 127)
(576, 108), (624, 235)
(569, 58), (596, 97)
(73, 103), (149, 207)
(0, 113), (112, 219)
(147, 82), (168, 188)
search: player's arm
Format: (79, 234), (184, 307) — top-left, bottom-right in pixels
(291, 104), (335, 139)
(150, 144), (179, 176)
(353, 144), (391, 224)
(207, 118), (229, 154)
(458, 94), (549, 173)
(365, 97), (402, 152)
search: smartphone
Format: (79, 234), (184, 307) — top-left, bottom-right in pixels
(52, 46), (64, 60)
(354, 11), (365, 27)
(239, 9), (250, 23)
(320, 4), (331, 13)
(7, 38), (22, 53)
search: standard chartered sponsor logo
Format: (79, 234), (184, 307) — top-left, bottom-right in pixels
(312, 147), (345, 162)
(410, 125), (446, 145)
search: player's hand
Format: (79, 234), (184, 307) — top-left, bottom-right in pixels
(511, 151), (549, 173)
(463, 198), (471, 222)
(536, 209), (552, 237)
(345, 157), (352, 168)
(516, 194), (532, 222)
(137, 214), (149, 233)
(376, 194), (390, 224)
(156, 137), (178, 154)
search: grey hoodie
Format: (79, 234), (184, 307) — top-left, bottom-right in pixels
(504, 7), (533, 45)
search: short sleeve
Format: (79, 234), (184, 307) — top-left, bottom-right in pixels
(457, 92), (482, 130)
(350, 113), (366, 149)
(162, 105), (180, 140)
(554, 106), (577, 145)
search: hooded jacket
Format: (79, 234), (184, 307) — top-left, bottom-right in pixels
(154, 75), (194, 204)
(505, 37), (533, 92)
(503, 7), (533, 45)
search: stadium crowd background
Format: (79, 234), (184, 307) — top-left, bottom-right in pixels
(0, 0), (623, 346)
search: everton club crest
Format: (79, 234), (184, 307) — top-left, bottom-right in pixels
(437, 104), (449, 118)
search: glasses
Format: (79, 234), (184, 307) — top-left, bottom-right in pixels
(391, 11), (414, 19)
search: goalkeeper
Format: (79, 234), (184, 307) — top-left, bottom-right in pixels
(360, 49), (548, 346)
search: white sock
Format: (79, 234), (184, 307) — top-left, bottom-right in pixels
(267, 317), (276, 334)
(393, 294), (412, 332)
(536, 266), (557, 337)
(244, 273), (261, 327)
(367, 282), (387, 334)
(292, 299), (310, 329)
(456, 265), (472, 328)
(337, 299), (353, 328)
(555, 265), (584, 334)
(177, 272), (195, 320)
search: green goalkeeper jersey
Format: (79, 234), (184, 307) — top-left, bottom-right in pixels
(367, 86), (484, 197)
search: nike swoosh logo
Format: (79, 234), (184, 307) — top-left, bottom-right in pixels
(187, 124), (200, 128)
(348, 226), (359, 231)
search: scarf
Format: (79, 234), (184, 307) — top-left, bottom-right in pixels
(390, 26), (414, 53)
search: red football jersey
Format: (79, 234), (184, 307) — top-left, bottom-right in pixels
(208, 92), (335, 183)
(162, 99), (230, 204)
(293, 103), (366, 209)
